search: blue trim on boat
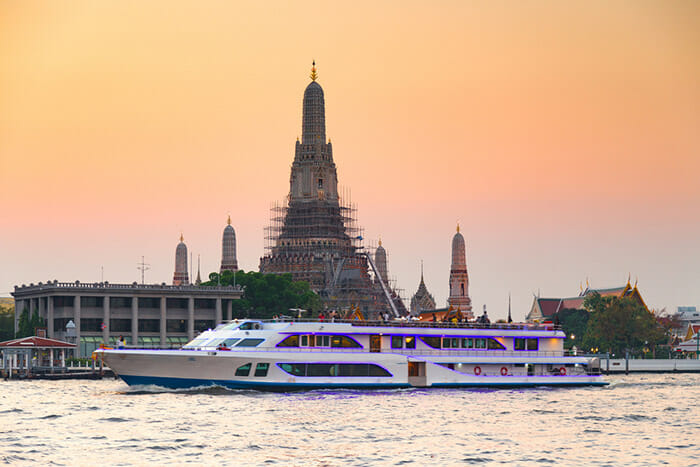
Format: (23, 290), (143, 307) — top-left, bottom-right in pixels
(120, 374), (411, 390)
(119, 374), (607, 390)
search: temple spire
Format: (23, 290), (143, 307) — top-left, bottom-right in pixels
(310, 60), (318, 81)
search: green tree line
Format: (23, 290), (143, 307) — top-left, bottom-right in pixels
(558, 293), (668, 356)
(202, 270), (321, 319)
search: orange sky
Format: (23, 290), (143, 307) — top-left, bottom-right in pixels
(1, 1), (699, 318)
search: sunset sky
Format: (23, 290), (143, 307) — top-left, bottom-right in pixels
(1, 1), (698, 319)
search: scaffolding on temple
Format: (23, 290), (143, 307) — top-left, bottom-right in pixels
(260, 187), (404, 318)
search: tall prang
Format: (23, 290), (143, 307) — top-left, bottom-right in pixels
(260, 63), (399, 317)
(374, 239), (388, 286)
(447, 224), (473, 318)
(173, 234), (189, 286)
(220, 215), (238, 273)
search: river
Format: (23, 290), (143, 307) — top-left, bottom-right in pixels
(1, 374), (698, 465)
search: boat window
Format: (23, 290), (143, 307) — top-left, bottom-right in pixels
(308, 335), (316, 347)
(319, 335), (330, 347)
(277, 363), (393, 377)
(405, 336), (416, 349)
(183, 338), (207, 348)
(514, 338), (538, 351)
(475, 338), (487, 349)
(221, 322), (241, 331)
(442, 337), (451, 348)
(235, 363), (251, 377)
(488, 338), (506, 350)
(420, 336), (441, 349)
(279, 363), (305, 376)
(462, 338), (473, 349)
(301, 335), (308, 346)
(307, 364), (336, 376)
(277, 335), (299, 347)
(236, 338), (265, 347)
(391, 336), (403, 349)
(223, 338), (240, 348)
(239, 321), (262, 330)
(254, 363), (269, 377)
(330, 335), (362, 348)
(367, 365), (392, 377)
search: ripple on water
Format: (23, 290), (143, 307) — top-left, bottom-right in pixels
(0, 374), (699, 465)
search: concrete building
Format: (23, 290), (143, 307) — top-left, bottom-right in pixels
(220, 215), (238, 273)
(12, 281), (242, 357)
(447, 225), (473, 318)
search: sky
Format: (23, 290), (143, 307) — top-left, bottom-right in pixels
(1, 1), (699, 320)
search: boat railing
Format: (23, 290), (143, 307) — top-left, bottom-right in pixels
(231, 318), (562, 331)
(169, 347), (582, 358)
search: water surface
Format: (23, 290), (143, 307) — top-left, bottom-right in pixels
(1, 374), (698, 465)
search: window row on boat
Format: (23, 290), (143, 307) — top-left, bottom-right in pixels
(183, 337), (265, 350)
(420, 336), (509, 350)
(276, 334), (362, 348)
(277, 363), (392, 377)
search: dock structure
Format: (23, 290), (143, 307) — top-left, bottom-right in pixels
(12, 281), (243, 357)
(0, 336), (75, 379)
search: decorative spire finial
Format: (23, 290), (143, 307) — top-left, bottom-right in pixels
(227, 214), (231, 226)
(378, 237), (382, 247)
(420, 259), (424, 278)
(456, 223), (460, 233)
(180, 233), (184, 242)
(310, 60), (318, 81)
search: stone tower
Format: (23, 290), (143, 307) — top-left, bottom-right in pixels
(410, 262), (436, 315)
(374, 239), (388, 285)
(173, 234), (189, 286)
(220, 215), (238, 273)
(447, 225), (472, 318)
(260, 63), (394, 317)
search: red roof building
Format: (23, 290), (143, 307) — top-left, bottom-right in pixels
(0, 336), (75, 376)
(526, 280), (649, 323)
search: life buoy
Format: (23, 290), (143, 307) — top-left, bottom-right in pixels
(559, 367), (567, 376)
(500, 366), (508, 376)
(474, 366), (482, 376)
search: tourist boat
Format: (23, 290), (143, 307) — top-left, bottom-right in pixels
(97, 319), (607, 390)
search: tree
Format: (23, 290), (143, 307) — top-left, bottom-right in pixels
(17, 306), (31, 338)
(582, 292), (664, 355)
(557, 308), (589, 350)
(202, 270), (321, 319)
(0, 302), (15, 341)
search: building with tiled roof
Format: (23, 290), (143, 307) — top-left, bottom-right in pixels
(526, 279), (649, 323)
